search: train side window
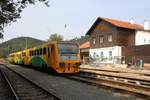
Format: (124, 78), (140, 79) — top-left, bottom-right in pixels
(33, 50), (36, 56)
(51, 46), (54, 52)
(29, 51), (31, 56)
(23, 52), (26, 56)
(35, 50), (36, 55)
(30, 51), (32, 56)
(36, 50), (38, 55)
(37, 50), (38, 55)
(43, 48), (46, 54)
(48, 48), (50, 57)
(39, 49), (40, 55)
(37, 49), (39, 55)
(32, 50), (34, 56)
(32, 51), (33, 56)
(31, 51), (32, 56)
(34, 50), (36, 55)
(40, 48), (42, 55)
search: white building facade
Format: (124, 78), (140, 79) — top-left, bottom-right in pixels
(89, 46), (122, 63)
(135, 30), (150, 45)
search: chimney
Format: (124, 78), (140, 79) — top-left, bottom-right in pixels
(130, 18), (134, 25)
(144, 20), (149, 30)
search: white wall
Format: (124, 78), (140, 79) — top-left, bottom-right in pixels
(135, 31), (150, 45)
(89, 46), (122, 63)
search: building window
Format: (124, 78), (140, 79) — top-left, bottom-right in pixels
(144, 39), (146, 44)
(108, 34), (112, 42)
(100, 52), (103, 61)
(109, 51), (112, 60)
(93, 52), (96, 60)
(93, 38), (96, 45)
(99, 35), (104, 43)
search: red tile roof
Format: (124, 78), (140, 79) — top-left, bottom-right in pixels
(79, 41), (90, 49)
(86, 17), (149, 35)
(102, 17), (144, 30)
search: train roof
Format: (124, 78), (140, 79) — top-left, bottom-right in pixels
(9, 41), (78, 54)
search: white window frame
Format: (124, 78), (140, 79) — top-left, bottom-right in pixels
(99, 35), (104, 43)
(108, 34), (112, 42)
(93, 38), (96, 45)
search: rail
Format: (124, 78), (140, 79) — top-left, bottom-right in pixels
(0, 67), (19, 100)
(64, 70), (150, 97)
(3, 65), (61, 100)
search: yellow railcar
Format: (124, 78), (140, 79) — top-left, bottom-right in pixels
(9, 41), (81, 74)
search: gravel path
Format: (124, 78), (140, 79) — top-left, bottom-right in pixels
(7, 64), (147, 100)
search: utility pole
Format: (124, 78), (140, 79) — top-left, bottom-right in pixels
(25, 37), (27, 49)
(7, 45), (9, 57)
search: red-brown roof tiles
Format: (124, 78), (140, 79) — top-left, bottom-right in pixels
(86, 17), (150, 35)
(102, 17), (144, 30)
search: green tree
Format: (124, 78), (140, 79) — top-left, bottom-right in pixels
(48, 33), (63, 42)
(0, 0), (49, 34)
(0, 32), (3, 39)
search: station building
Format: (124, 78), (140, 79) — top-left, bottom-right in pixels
(86, 17), (150, 65)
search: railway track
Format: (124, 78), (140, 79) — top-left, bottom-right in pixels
(80, 68), (150, 83)
(0, 65), (61, 100)
(0, 67), (18, 100)
(64, 71), (150, 98)
(80, 67), (150, 76)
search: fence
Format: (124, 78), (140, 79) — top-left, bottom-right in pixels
(82, 56), (125, 64)
(82, 56), (150, 69)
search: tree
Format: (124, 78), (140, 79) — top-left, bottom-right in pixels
(48, 33), (63, 42)
(0, 0), (49, 34)
(0, 32), (3, 39)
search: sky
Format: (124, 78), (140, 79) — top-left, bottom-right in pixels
(3, 0), (150, 42)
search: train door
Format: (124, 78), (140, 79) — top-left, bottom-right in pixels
(47, 46), (51, 66)
(25, 50), (30, 65)
(49, 44), (56, 69)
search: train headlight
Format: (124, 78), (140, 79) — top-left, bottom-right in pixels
(59, 62), (65, 67)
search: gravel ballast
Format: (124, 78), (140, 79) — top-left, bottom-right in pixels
(6, 64), (147, 100)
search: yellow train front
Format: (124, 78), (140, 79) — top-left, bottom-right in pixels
(8, 41), (81, 74)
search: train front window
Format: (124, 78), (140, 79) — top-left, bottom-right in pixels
(58, 43), (78, 54)
(58, 43), (78, 61)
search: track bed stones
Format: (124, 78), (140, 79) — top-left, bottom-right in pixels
(6, 64), (148, 100)
(1, 65), (60, 100)
(0, 66), (16, 100)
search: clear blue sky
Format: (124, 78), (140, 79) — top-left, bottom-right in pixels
(3, 0), (150, 41)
